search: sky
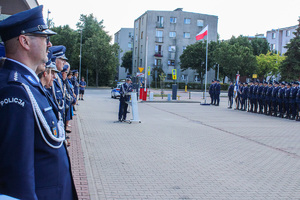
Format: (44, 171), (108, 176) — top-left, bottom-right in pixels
(38, 0), (300, 40)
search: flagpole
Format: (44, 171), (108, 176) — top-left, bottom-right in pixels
(204, 26), (208, 104)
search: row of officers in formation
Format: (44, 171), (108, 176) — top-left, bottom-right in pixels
(227, 80), (300, 121)
(0, 5), (87, 200)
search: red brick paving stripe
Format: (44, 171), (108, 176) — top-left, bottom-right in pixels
(68, 115), (91, 200)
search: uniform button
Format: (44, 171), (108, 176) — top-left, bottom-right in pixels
(52, 121), (55, 125)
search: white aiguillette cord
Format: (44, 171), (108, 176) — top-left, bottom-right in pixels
(22, 83), (65, 149)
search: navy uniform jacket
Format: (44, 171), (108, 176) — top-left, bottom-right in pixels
(0, 59), (76, 200)
(215, 83), (221, 95)
(71, 76), (79, 96)
(277, 87), (285, 103)
(297, 87), (300, 103)
(266, 86), (273, 101)
(257, 85), (263, 99)
(228, 85), (234, 97)
(284, 88), (291, 103)
(272, 86), (279, 101)
(289, 87), (297, 103)
(51, 74), (65, 119)
(253, 85), (258, 99)
(119, 83), (133, 102)
(249, 85), (254, 99)
(262, 86), (268, 101)
(242, 86), (249, 99)
(209, 84), (214, 95)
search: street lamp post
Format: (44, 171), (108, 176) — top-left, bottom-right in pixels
(79, 29), (83, 80)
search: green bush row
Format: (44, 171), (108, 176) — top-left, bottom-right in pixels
(150, 82), (230, 91)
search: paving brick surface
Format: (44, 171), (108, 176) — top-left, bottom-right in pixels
(76, 89), (300, 200)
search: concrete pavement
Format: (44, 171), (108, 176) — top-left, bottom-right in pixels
(73, 88), (300, 199)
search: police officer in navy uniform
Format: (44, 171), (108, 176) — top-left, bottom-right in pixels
(253, 80), (259, 113)
(118, 77), (133, 121)
(237, 82), (243, 110)
(0, 6), (77, 199)
(262, 81), (268, 114)
(296, 81), (300, 121)
(227, 81), (234, 108)
(277, 82), (286, 118)
(257, 81), (264, 114)
(248, 80), (254, 112)
(209, 80), (215, 105)
(214, 80), (221, 106)
(241, 82), (248, 111)
(71, 70), (79, 106)
(289, 82), (298, 120)
(266, 81), (273, 115)
(284, 82), (292, 119)
(271, 81), (280, 116)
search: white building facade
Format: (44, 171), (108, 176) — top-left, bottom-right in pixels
(266, 25), (297, 55)
(114, 28), (134, 80)
(133, 8), (218, 84)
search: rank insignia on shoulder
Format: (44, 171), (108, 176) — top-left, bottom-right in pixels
(24, 75), (38, 85)
(52, 127), (57, 136)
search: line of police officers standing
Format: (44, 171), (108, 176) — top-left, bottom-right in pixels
(209, 79), (221, 106)
(0, 6), (78, 199)
(229, 79), (300, 121)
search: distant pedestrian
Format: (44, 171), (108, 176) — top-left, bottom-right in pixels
(118, 77), (133, 122)
(209, 80), (215, 105)
(79, 77), (86, 100)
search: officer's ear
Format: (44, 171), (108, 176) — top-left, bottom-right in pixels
(18, 35), (30, 51)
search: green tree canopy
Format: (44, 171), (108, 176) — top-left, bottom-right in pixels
(251, 37), (270, 56)
(180, 41), (217, 87)
(121, 51), (133, 75)
(279, 18), (300, 81)
(256, 52), (285, 80)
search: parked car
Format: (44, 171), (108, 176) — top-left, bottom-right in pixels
(111, 82), (124, 98)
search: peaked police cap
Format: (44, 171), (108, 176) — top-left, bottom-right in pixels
(0, 5), (56, 42)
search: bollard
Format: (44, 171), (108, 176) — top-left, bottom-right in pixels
(149, 92), (153, 101)
(168, 94), (171, 101)
(189, 92), (191, 99)
(129, 92), (141, 123)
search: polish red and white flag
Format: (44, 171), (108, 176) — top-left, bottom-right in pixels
(196, 25), (208, 41)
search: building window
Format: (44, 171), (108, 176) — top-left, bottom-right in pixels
(157, 16), (164, 28)
(271, 44), (276, 50)
(170, 17), (177, 23)
(155, 59), (162, 66)
(139, 59), (142, 67)
(168, 60), (175, 66)
(286, 30), (291, 37)
(197, 20), (204, 27)
(183, 32), (190, 39)
(181, 75), (187, 80)
(169, 46), (176, 52)
(184, 18), (191, 24)
(129, 32), (132, 38)
(155, 45), (163, 56)
(128, 42), (132, 49)
(169, 31), (176, 38)
(167, 74), (172, 80)
(141, 45), (143, 53)
(156, 30), (164, 43)
(272, 32), (276, 39)
(141, 31), (143, 39)
(135, 47), (137, 55)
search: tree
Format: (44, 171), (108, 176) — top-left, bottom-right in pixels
(256, 52), (285, 80)
(121, 51), (133, 75)
(215, 41), (257, 81)
(279, 18), (300, 81)
(77, 14), (119, 86)
(251, 37), (270, 56)
(180, 41), (217, 89)
(50, 25), (79, 70)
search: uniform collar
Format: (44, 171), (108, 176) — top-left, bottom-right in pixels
(6, 58), (40, 83)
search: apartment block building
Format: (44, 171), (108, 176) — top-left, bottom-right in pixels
(266, 25), (297, 55)
(114, 28), (134, 80)
(133, 8), (218, 84)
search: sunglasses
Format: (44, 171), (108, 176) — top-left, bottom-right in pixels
(25, 34), (50, 44)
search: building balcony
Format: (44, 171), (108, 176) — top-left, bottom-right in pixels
(155, 37), (164, 43)
(154, 51), (163, 57)
(153, 63), (163, 68)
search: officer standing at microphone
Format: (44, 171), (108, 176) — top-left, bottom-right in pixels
(118, 77), (133, 122)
